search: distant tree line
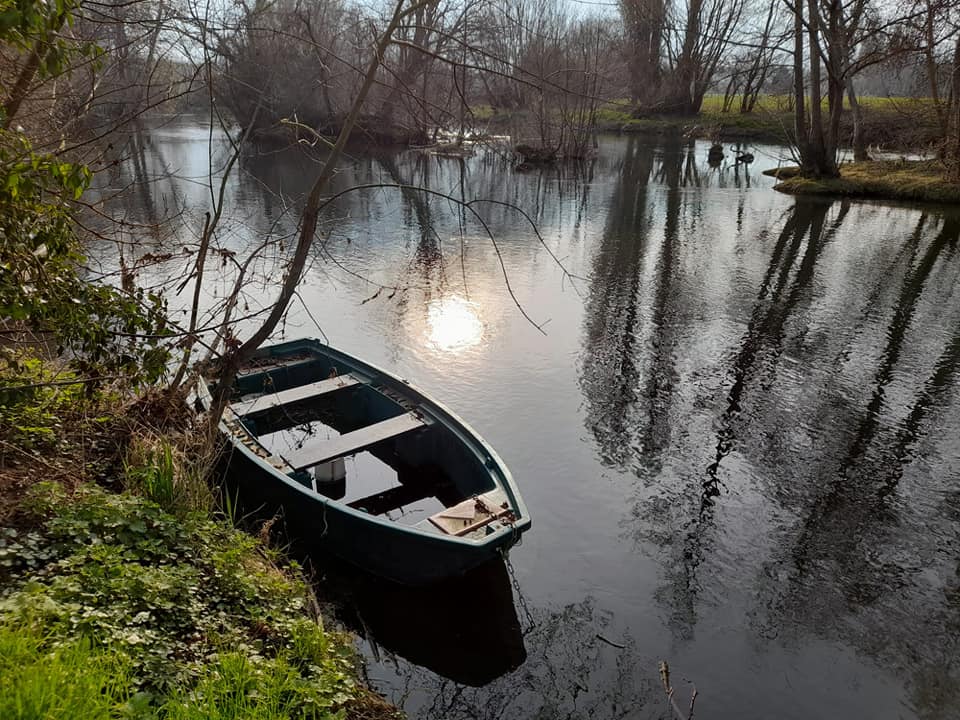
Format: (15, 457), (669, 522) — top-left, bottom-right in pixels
(2, 0), (960, 173)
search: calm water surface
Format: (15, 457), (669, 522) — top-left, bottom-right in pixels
(102, 123), (960, 719)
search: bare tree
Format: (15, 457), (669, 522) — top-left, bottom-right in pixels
(662, 0), (746, 113)
(789, 0), (908, 176)
(620, 0), (666, 106)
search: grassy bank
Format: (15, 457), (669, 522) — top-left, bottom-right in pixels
(766, 159), (960, 204)
(476, 95), (943, 149)
(0, 370), (399, 720)
(602, 96), (942, 148)
(595, 96), (792, 142)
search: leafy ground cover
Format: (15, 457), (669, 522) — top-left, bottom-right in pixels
(0, 381), (400, 720)
(0, 481), (375, 719)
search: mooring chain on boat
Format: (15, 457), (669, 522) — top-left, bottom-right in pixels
(504, 552), (536, 631)
(318, 500), (329, 539)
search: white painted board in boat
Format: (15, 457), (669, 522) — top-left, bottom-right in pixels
(230, 374), (361, 416)
(282, 412), (428, 470)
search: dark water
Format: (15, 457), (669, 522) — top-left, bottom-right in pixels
(103, 124), (960, 719)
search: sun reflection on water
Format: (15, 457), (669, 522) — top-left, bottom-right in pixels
(427, 296), (484, 351)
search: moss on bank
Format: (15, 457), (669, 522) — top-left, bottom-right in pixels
(768, 160), (960, 204)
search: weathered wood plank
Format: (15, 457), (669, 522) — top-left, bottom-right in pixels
(230, 374), (361, 417)
(428, 495), (510, 536)
(283, 412), (429, 471)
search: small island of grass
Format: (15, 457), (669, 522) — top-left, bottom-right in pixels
(764, 159), (960, 204)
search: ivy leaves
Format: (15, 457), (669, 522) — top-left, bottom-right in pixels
(0, 486), (357, 715)
(0, 0), (100, 91)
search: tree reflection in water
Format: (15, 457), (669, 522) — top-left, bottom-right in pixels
(752, 214), (960, 719)
(580, 136), (656, 469)
(579, 148), (960, 715)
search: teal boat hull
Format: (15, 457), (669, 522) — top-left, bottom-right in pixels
(200, 339), (530, 585)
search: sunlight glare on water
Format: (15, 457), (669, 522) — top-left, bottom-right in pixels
(103, 125), (960, 720)
(426, 295), (484, 352)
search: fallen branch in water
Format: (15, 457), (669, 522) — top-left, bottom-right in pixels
(659, 660), (698, 720)
(595, 633), (626, 649)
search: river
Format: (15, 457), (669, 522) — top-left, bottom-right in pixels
(100, 121), (960, 719)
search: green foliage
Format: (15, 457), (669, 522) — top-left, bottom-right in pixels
(124, 437), (177, 511)
(0, 484), (356, 717)
(124, 435), (215, 517)
(0, 128), (170, 384)
(0, 620), (137, 720)
(0, 355), (84, 448)
(162, 651), (348, 720)
(0, 0), (102, 87)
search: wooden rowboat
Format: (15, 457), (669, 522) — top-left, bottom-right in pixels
(198, 338), (530, 585)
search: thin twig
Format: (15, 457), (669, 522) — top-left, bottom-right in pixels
(595, 633), (626, 649)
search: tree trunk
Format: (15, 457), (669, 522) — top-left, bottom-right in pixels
(950, 34), (960, 181)
(923, 0), (949, 138)
(793, 0), (809, 172)
(2, 45), (44, 127)
(665, 0), (702, 114)
(847, 76), (868, 162)
(824, 1), (845, 174)
(378, 1), (436, 129)
(804, 0), (837, 178)
(624, 0), (664, 108)
(207, 0), (416, 432)
(722, 70), (739, 113)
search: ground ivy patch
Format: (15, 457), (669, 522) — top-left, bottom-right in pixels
(0, 484), (357, 718)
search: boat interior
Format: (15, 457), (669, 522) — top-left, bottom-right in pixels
(217, 347), (515, 537)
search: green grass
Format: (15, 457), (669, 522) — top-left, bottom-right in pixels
(0, 483), (361, 718)
(591, 95), (795, 140)
(475, 94), (940, 147)
(589, 94), (942, 146)
(469, 104), (496, 121)
(0, 622), (136, 720)
(124, 434), (214, 517)
(772, 159), (960, 204)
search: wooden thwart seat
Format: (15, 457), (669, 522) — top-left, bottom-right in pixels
(282, 412), (431, 471)
(230, 374), (362, 417)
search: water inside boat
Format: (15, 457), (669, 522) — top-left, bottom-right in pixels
(258, 423), (447, 526)
(220, 349), (515, 538)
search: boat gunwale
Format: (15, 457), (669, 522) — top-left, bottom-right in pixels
(199, 338), (530, 546)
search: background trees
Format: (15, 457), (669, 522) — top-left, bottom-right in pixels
(4, 0), (960, 400)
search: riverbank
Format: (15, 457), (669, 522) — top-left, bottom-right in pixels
(764, 159), (960, 204)
(0, 376), (401, 720)
(475, 95), (942, 149)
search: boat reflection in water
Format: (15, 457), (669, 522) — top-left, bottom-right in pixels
(320, 555), (526, 687)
